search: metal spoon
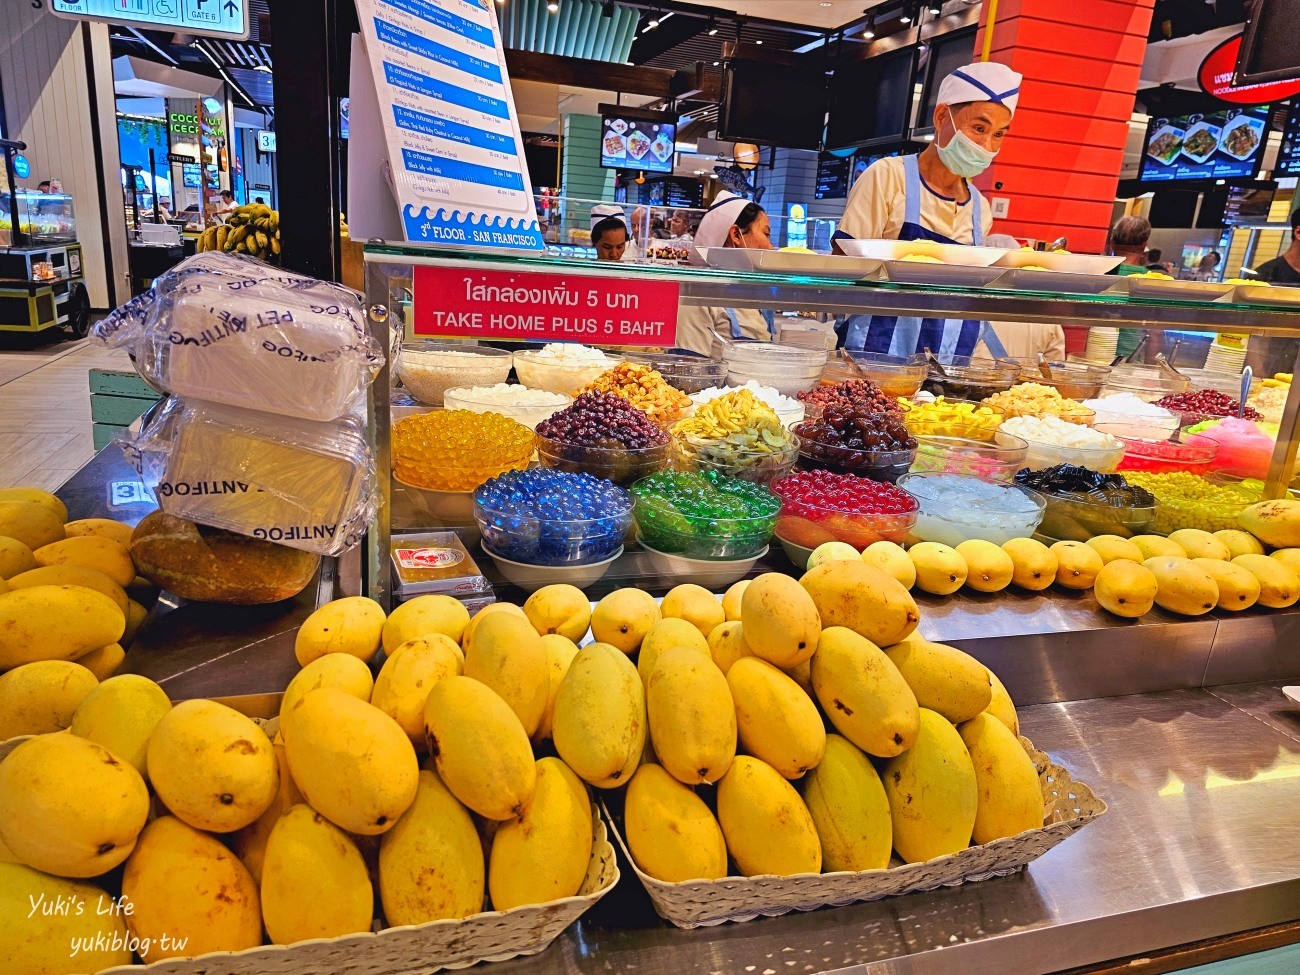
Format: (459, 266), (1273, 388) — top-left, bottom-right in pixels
(1047, 236), (1068, 253)
(1037, 352), (1054, 380)
(838, 349), (868, 379)
(1238, 366), (1253, 419)
(924, 347), (949, 377)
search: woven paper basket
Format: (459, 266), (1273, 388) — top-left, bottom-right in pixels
(605, 737), (1105, 929)
(0, 736), (618, 974)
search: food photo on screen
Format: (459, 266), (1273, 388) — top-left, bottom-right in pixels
(600, 110), (677, 175)
(1140, 106), (1270, 182)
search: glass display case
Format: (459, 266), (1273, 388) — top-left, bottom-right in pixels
(0, 189), (77, 247)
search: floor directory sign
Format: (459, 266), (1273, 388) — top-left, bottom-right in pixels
(355, 0), (542, 251)
(50, 0), (250, 40)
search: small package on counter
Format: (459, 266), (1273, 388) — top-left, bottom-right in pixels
(94, 251), (383, 423)
(390, 531), (493, 600)
(126, 397), (377, 556)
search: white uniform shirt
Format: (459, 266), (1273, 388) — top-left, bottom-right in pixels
(675, 305), (770, 357)
(839, 157), (994, 244)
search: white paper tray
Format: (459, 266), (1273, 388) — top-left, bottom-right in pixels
(838, 238), (1008, 267)
(1127, 277), (1236, 301)
(992, 251), (1124, 275)
(703, 247), (883, 279)
(989, 268), (1119, 295)
(883, 260), (1008, 288)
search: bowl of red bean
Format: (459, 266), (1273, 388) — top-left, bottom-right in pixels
(1154, 389), (1262, 429)
(792, 405), (918, 483)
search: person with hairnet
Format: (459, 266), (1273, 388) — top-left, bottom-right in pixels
(834, 60), (1023, 357)
(589, 204), (631, 262)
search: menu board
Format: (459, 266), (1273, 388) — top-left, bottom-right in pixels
(600, 113), (677, 174)
(51, 0), (249, 41)
(1277, 101), (1300, 177)
(816, 153), (851, 200)
(1140, 106), (1271, 182)
(355, 0), (542, 250)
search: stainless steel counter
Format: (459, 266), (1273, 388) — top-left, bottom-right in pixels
(485, 683), (1300, 975)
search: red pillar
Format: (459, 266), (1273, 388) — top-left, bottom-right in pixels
(972, 0), (1156, 253)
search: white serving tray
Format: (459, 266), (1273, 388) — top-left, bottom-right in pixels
(838, 238), (1008, 267)
(703, 247), (883, 280)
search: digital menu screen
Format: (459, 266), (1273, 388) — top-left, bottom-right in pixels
(816, 153), (851, 200)
(1140, 106), (1271, 182)
(600, 111), (677, 174)
(1277, 101), (1300, 177)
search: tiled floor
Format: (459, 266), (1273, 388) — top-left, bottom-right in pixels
(0, 337), (132, 491)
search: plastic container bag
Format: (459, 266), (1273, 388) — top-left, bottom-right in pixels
(124, 396), (377, 556)
(94, 251), (382, 422)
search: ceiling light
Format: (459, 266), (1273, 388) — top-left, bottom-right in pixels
(712, 60), (720, 66)
(929, 2), (941, 14)
(755, 39), (763, 44)
(865, 14), (875, 36)
(820, 1), (832, 5)
(547, 0), (558, 11)
(708, 26), (718, 34)
(899, 12), (911, 24)
(923, 133), (935, 141)
(647, 11), (659, 27)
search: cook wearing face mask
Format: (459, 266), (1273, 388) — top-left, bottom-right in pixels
(674, 191), (776, 356)
(834, 61), (1022, 356)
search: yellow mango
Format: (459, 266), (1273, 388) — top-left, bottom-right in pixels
(807, 540), (861, 569)
(661, 583), (725, 638)
(0, 488), (66, 522)
(717, 756), (821, 876)
(149, 698), (278, 833)
(284, 688), (419, 834)
(861, 540), (916, 589)
(424, 675), (536, 819)
(1, 863), (133, 974)
(279, 652), (374, 724)
(371, 633), (462, 745)
(801, 559), (919, 645)
(552, 642), (647, 789)
(262, 804), (373, 944)
(523, 583), (591, 641)
(63, 518), (134, 548)
(1094, 559), (1158, 618)
(727, 657), (825, 779)
(1144, 556), (1219, 616)
(122, 816), (261, 960)
(0, 733), (149, 878)
(1168, 529), (1230, 561)
(590, 588), (661, 654)
(229, 737), (303, 885)
(1233, 553), (1300, 608)
(624, 764), (727, 883)
(707, 620), (752, 673)
(535, 633), (579, 742)
(0, 535), (36, 579)
(489, 757), (592, 910)
(741, 572), (821, 668)
(802, 734), (891, 872)
(985, 669), (1019, 738)
(1194, 558), (1261, 612)
(883, 709), (977, 862)
(75, 642), (125, 680)
(1238, 498), (1300, 548)
(0, 660), (98, 739)
(463, 611), (549, 736)
(379, 768), (484, 924)
(785, 658), (813, 697)
(1050, 540), (1103, 590)
(1214, 529), (1265, 559)
(460, 602), (526, 653)
(883, 638), (992, 723)
(0, 501), (65, 551)
(295, 595), (387, 665)
(958, 713), (1043, 844)
(1002, 537), (1057, 591)
(721, 579), (750, 622)
(383, 593), (470, 653)
(908, 541), (968, 595)
(122, 598), (148, 646)
(810, 626), (918, 757)
(956, 539), (1014, 592)
(6, 563), (128, 614)
(647, 645), (737, 786)
(33, 536), (133, 587)
(1086, 534), (1145, 565)
(1132, 534), (1187, 560)
(0, 585), (125, 669)
(637, 616), (710, 685)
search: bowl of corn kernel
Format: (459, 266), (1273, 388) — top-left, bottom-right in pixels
(982, 382), (1095, 425)
(576, 361), (693, 428)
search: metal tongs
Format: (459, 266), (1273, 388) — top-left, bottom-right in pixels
(923, 347), (949, 377)
(1111, 332), (1150, 367)
(1155, 352), (1188, 382)
(838, 348), (868, 379)
(1037, 352), (1054, 380)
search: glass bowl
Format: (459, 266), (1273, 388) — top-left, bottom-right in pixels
(632, 495), (778, 561)
(513, 349), (624, 396)
(1099, 365), (1191, 403)
(1003, 359), (1112, 400)
(391, 412), (534, 493)
(770, 473), (918, 550)
(623, 351), (728, 394)
(1109, 432), (1218, 474)
(819, 352), (928, 398)
(795, 438), (917, 484)
(921, 355), (1020, 401)
(722, 342), (830, 368)
(900, 398), (1007, 439)
(1119, 471), (1256, 534)
(909, 430), (1030, 484)
(899, 472), (1046, 546)
(443, 385), (571, 430)
(726, 363), (825, 398)
(671, 433), (800, 485)
(535, 432), (671, 485)
(473, 491), (632, 566)
(1003, 425), (1126, 474)
(397, 344), (514, 406)
(1030, 489), (1158, 542)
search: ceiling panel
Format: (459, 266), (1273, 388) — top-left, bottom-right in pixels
(670, 0), (884, 31)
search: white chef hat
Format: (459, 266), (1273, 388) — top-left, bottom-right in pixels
(589, 204), (628, 233)
(936, 61), (1024, 115)
(689, 191), (754, 265)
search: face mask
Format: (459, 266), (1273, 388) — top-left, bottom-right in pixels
(935, 114), (998, 179)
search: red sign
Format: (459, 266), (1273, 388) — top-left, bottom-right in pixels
(412, 266), (679, 346)
(1199, 34), (1300, 105)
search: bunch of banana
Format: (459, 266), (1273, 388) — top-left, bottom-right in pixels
(197, 203), (282, 263)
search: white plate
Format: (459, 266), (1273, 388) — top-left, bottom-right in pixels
(883, 260), (1007, 288)
(993, 250), (1124, 275)
(1180, 120), (1222, 164)
(482, 543), (623, 593)
(1234, 285), (1300, 307)
(989, 268), (1120, 295)
(705, 247), (883, 279)
(837, 238), (1008, 267)
(1284, 686), (1300, 705)
(1127, 277), (1235, 301)
(1146, 123), (1185, 166)
(639, 542), (766, 589)
(1218, 115), (1265, 161)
